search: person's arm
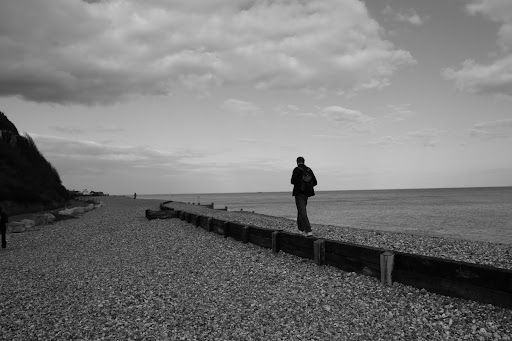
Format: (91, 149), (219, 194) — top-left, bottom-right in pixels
(312, 170), (318, 187)
(291, 167), (301, 184)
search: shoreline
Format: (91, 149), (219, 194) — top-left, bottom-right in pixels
(164, 200), (512, 270)
(1, 196), (510, 340)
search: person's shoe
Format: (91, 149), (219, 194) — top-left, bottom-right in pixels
(305, 232), (313, 237)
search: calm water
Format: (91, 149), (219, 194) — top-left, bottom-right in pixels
(139, 187), (512, 245)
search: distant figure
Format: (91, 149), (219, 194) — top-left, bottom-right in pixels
(291, 156), (317, 237)
(134, 192), (137, 200)
(0, 206), (8, 249)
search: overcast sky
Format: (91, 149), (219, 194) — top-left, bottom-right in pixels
(1, 0), (512, 194)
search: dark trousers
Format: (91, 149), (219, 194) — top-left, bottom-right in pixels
(295, 193), (311, 233)
(1, 226), (6, 248)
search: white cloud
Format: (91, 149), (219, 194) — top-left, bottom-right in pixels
(385, 104), (416, 121)
(366, 128), (445, 148)
(470, 118), (512, 139)
(466, 0), (512, 49)
(407, 128), (446, 147)
(365, 135), (404, 148)
(320, 106), (374, 125)
(445, 0), (512, 97)
(222, 99), (261, 116)
(443, 56), (512, 97)
(383, 5), (426, 26)
(0, 0), (415, 104)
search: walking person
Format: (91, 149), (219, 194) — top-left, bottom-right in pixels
(291, 156), (317, 236)
(0, 206), (8, 249)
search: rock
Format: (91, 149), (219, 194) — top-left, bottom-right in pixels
(20, 219), (36, 229)
(85, 204), (95, 212)
(8, 221), (25, 233)
(74, 207), (85, 214)
(58, 208), (75, 216)
(34, 213), (56, 225)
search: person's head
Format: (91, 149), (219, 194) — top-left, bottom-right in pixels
(296, 156), (305, 165)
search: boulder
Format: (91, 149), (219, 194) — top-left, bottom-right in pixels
(8, 221), (25, 233)
(20, 219), (36, 228)
(34, 213), (56, 225)
(95, 201), (104, 208)
(58, 208), (75, 216)
(84, 204), (95, 212)
(74, 206), (85, 214)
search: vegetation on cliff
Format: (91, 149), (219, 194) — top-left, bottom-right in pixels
(0, 111), (68, 212)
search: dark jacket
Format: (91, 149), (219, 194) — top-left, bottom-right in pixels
(291, 164), (317, 197)
(0, 211), (7, 229)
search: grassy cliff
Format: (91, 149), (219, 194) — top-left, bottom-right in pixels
(0, 111), (69, 215)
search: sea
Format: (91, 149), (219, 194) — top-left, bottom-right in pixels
(138, 187), (512, 245)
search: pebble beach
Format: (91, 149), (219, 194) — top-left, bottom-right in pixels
(1, 196), (511, 340)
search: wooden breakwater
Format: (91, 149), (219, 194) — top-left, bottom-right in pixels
(148, 202), (512, 309)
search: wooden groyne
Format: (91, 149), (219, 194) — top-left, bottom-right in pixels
(149, 201), (512, 309)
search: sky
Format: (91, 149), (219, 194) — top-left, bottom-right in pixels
(1, 0), (512, 195)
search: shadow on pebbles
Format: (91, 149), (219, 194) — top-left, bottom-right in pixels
(0, 197), (511, 340)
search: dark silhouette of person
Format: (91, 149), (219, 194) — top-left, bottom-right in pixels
(291, 156), (317, 236)
(0, 206), (8, 248)
(134, 192), (137, 199)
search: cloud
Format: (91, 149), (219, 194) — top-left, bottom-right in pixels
(444, 0), (512, 96)
(407, 128), (446, 147)
(466, 0), (512, 49)
(49, 124), (125, 135)
(319, 106), (374, 125)
(366, 128), (445, 148)
(365, 135), (404, 148)
(443, 55), (512, 97)
(222, 99), (261, 116)
(383, 5), (426, 26)
(0, 0), (415, 104)
(385, 104), (416, 121)
(470, 118), (512, 139)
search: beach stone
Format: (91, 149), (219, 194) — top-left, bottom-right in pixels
(8, 221), (25, 233)
(58, 208), (75, 216)
(74, 207), (86, 214)
(34, 213), (56, 225)
(85, 204), (95, 212)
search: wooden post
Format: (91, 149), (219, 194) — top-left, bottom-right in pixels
(314, 239), (325, 266)
(195, 215), (201, 227)
(207, 218), (213, 232)
(272, 231), (280, 253)
(242, 226), (250, 243)
(380, 251), (394, 286)
(223, 222), (230, 238)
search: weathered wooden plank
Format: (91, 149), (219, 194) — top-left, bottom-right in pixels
(199, 216), (209, 230)
(393, 252), (512, 292)
(242, 226), (250, 244)
(194, 215), (202, 227)
(314, 239), (325, 266)
(393, 270), (512, 308)
(145, 209), (177, 220)
(278, 232), (315, 260)
(324, 252), (381, 278)
(380, 252), (394, 286)
(324, 240), (384, 265)
(249, 226), (276, 238)
(249, 235), (272, 249)
(227, 222), (244, 241)
(272, 231), (280, 253)
(210, 218), (227, 236)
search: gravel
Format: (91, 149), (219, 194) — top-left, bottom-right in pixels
(0, 196), (511, 340)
